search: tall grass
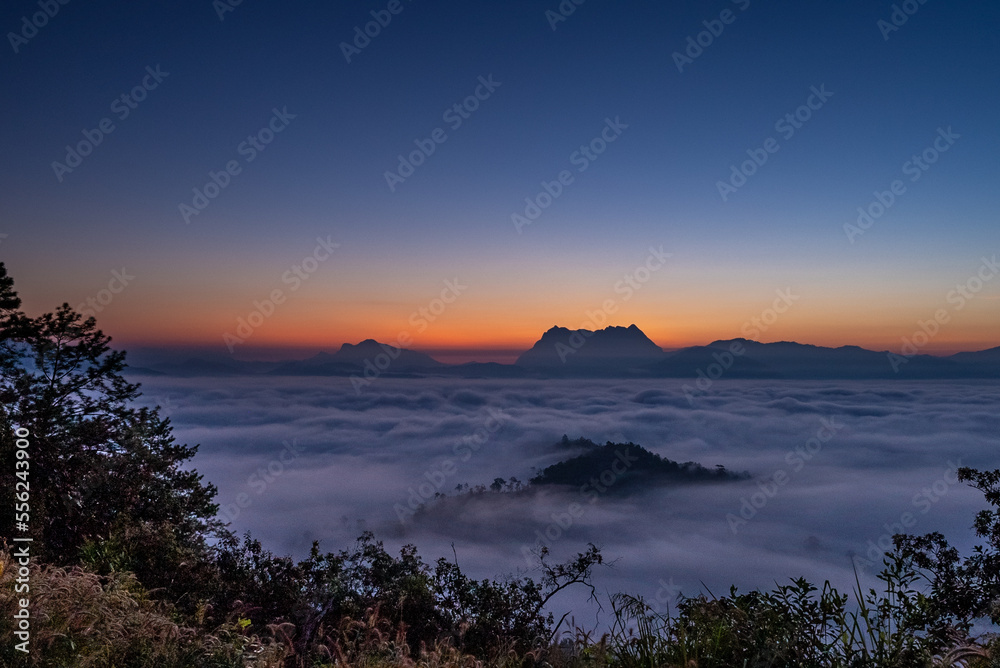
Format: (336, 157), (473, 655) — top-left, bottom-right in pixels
(0, 548), (284, 668)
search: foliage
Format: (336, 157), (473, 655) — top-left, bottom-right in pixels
(208, 532), (601, 663)
(0, 263), (221, 604)
(890, 467), (1000, 640)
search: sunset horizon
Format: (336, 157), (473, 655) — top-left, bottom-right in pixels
(114, 321), (1000, 366)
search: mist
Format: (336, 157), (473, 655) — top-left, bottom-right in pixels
(132, 374), (998, 622)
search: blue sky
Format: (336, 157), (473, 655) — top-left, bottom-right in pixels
(1, 0), (998, 357)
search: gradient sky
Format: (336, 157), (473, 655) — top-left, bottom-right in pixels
(2, 0), (998, 361)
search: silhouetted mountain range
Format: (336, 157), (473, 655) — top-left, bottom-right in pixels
(126, 325), (1000, 380)
(515, 324), (666, 370)
(268, 340), (444, 376)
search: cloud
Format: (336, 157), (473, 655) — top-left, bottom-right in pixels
(131, 373), (999, 627)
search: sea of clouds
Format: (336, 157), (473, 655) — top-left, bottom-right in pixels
(131, 374), (999, 625)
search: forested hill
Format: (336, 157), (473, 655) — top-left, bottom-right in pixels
(530, 437), (749, 492)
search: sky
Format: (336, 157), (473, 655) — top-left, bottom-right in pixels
(2, 0), (999, 361)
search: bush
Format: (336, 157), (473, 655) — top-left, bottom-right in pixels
(209, 533), (600, 665)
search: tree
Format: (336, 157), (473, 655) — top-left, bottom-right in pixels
(0, 265), (220, 598)
(0, 263), (21, 412)
(0, 262), (28, 546)
(891, 466), (1000, 643)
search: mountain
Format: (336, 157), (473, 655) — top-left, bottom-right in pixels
(515, 324), (666, 373)
(651, 339), (997, 379)
(513, 329), (998, 379)
(331, 340), (444, 367)
(948, 346), (1000, 366)
(124, 327), (1000, 380)
(124, 349), (282, 376)
(269, 340), (444, 376)
(122, 366), (165, 376)
(142, 357), (253, 377)
(438, 362), (530, 378)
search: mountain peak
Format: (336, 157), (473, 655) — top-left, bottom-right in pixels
(341, 338), (393, 350)
(517, 324), (666, 370)
(329, 340), (440, 367)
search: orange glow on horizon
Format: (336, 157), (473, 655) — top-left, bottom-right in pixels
(65, 282), (1000, 360)
(113, 322), (998, 361)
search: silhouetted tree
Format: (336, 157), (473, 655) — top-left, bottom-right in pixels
(0, 265), (220, 600)
(892, 466), (1000, 644)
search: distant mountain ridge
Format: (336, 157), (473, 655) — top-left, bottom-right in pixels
(515, 324), (666, 370)
(127, 325), (1000, 380)
(268, 340), (443, 376)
